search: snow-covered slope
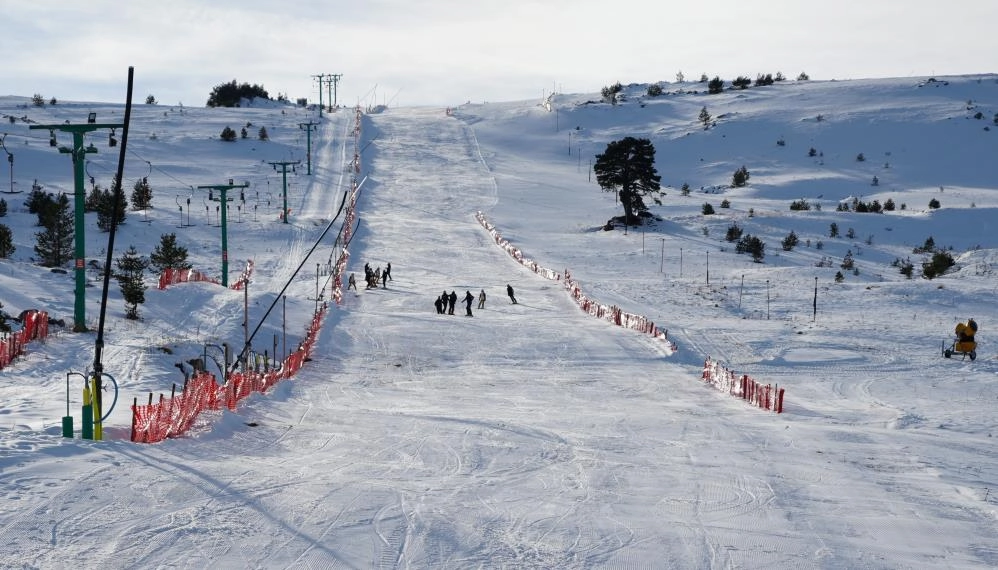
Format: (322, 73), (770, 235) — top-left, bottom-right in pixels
(1, 75), (997, 567)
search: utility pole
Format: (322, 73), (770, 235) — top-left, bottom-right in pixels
(268, 160), (301, 224)
(312, 74), (326, 118)
(197, 179), (249, 287)
(30, 115), (124, 332)
(299, 120), (318, 174)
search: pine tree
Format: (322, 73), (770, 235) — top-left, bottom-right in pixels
(25, 184), (50, 215)
(736, 234), (766, 262)
(115, 245), (149, 320)
(0, 223), (14, 258)
(258, 126), (269, 141)
(781, 230), (799, 251)
(698, 106), (711, 129)
(732, 165), (750, 187)
(0, 197), (6, 217)
(34, 193), (74, 267)
(131, 177), (153, 210)
(96, 181), (127, 232)
(841, 249), (855, 270)
(594, 137), (663, 226)
(85, 184), (103, 212)
(149, 233), (192, 274)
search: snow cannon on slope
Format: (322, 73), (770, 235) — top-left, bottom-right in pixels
(943, 318), (977, 361)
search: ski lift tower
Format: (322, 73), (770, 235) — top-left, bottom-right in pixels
(30, 114), (124, 332)
(198, 179), (249, 287)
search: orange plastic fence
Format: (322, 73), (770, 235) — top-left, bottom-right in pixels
(157, 267), (221, 290)
(0, 310), (49, 370)
(130, 305), (327, 442)
(475, 211), (675, 350)
(702, 357), (784, 413)
(133, 107), (365, 443)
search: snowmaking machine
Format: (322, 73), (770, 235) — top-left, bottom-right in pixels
(943, 318), (978, 361)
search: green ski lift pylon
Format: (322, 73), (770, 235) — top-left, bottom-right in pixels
(30, 118), (124, 332)
(268, 160), (301, 224)
(299, 121), (318, 174)
(197, 179), (249, 286)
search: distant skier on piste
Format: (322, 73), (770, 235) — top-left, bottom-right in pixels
(464, 290), (474, 316)
(507, 284), (517, 304)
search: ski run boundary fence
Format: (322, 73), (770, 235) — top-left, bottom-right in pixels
(702, 357), (784, 413)
(475, 212), (675, 348)
(130, 308), (326, 442)
(130, 107), (366, 443)
(157, 260), (254, 291)
(0, 310), (50, 370)
(475, 211), (784, 414)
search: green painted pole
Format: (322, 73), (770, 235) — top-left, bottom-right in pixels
(299, 121), (317, 175)
(220, 187), (229, 286)
(29, 120), (122, 332)
(81, 380), (93, 440)
(280, 170), (288, 224)
(70, 132), (87, 331)
(198, 181), (248, 288)
(268, 161), (300, 224)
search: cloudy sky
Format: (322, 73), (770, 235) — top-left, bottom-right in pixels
(4, 0), (997, 107)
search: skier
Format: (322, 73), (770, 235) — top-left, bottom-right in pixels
(434, 295), (444, 314)
(381, 269), (388, 288)
(464, 290), (474, 316)
(477, 289), (486, 309)
(385, 262), (393, 281)
(507, 284), (517, 304)
(347, 273), (357, 290)
(448, 291), (457, 315)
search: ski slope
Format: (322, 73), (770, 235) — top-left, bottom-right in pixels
(2, 76), (998, 568)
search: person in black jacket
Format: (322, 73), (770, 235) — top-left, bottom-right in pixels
(464, 290), (474, 316)
(448, 291), (457, 315)
(507, 284), (517, 304)
(434, 295), (444, 314)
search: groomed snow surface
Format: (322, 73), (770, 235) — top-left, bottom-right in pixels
(2, 76), (998, 568)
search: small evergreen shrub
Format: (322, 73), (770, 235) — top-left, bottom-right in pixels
(922, 251), (954, 279)
(840, 249), (855, 270)
(725, 223), (743, 242)
(781, 231), (799, 251)
(735, 234), (765, 262)
(731, 165), (750, 187)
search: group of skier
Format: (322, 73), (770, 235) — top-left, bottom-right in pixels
(345, 263), (519, 317)
(347, 261), (392, 290)
(434, 284), (516, 317)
